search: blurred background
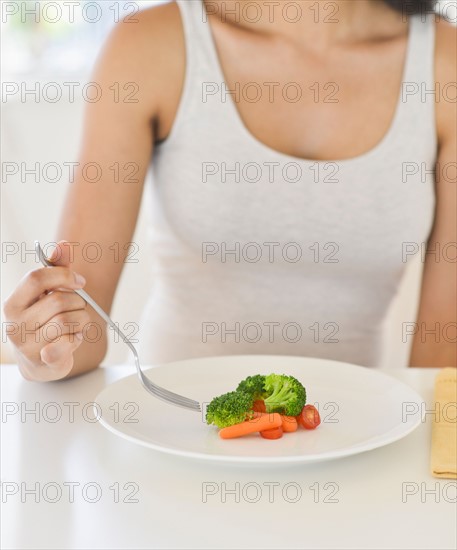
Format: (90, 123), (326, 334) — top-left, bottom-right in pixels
(1, 0), (454, 366)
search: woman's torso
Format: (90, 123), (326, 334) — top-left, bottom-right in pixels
(137, 0), (437, 367)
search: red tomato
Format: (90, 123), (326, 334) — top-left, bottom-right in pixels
(298, 405), (321, 430)
(253, 400), (266, 413)
(260, 427), (283, 440)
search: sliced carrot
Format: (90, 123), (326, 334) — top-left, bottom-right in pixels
(260, 427), (283, 440)
(253, 400), (266, 413)
(280, 415), (298, 433)
(219, 413), (282, 439)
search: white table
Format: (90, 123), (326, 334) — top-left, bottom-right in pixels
(1, 364), (456, 550)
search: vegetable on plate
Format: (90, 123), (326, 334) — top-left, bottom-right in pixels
(206, 373), (320, 440)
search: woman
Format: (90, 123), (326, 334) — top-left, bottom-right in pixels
(3, 0), (456, 381)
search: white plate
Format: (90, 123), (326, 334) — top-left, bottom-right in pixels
(95, 355), (424, 464)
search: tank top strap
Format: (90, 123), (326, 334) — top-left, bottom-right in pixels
(167, 0), (237, 144)
(406, 13), (436, 82)
(175, 0), (223, 77)
(401, 13), (436, 100)
(386, 12), (437, 154)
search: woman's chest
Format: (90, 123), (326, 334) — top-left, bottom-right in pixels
(210, 26), (409, 161)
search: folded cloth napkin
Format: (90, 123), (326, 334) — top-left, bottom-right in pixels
(431, 367), (457, 479)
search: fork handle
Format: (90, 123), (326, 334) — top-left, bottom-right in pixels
(73, 288), (133, 345)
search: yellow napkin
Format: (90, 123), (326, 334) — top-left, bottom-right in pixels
(431, 367), (457, 479)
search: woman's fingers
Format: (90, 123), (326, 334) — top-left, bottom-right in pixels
(15, 332), (84, 382)
(12, 309), (92, 371)
(40, 332), (84, 369)
(19, 333), (84, 382)
(5, 266), (86, 311)
(22, 290), (87, 329)
(36, 308), (92, 348)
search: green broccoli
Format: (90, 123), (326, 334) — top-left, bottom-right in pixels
(263, 374), (306, 416)
(205, 390), (254, 428)
(236, 374), (267, 401)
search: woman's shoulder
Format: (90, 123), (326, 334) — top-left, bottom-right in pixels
(93, 1), (185, 134)
(104, 1), (183, 51)
(101, 1), (185, 78)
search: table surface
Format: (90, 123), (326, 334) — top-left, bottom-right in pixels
(1, 363), (456, 550)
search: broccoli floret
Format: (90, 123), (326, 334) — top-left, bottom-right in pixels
(236, 375), (267, 401)
(263, 374), (306, 416)
(206, 390), (254, 428)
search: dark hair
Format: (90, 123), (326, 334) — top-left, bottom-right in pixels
(383, 0), (436, 15)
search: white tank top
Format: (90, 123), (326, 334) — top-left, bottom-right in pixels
(137, 0), (437, 367)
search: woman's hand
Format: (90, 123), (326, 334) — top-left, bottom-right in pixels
(2, 241), (92, 381)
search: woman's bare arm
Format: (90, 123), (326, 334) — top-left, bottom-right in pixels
(60, 4), (186, 377)
(3, 3), (185, 380)
(409, 20), (457, 368)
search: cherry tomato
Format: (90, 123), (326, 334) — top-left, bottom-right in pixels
(260, 426), (283, 440)
(298, 405), (321, 430)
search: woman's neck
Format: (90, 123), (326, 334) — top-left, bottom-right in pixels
(204, 0), (407, 51)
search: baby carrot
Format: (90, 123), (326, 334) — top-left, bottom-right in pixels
(219, 413), (282, 439)
(260, 426), (283, 440)
(254, 412), (298, 432)
(280, 415), (298, 433)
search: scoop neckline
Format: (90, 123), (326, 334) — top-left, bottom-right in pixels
(202, 3), (415, 166)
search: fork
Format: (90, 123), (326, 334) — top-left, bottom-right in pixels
(35, 241), (201, 412)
